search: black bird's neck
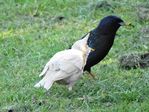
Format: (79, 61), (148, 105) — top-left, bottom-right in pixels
(94, 27), (118, 36)
(88, 28), (116, 48)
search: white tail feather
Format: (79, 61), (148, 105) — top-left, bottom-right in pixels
(34, 70), (71, 90)
(34, 74), (54, 90)
(43, 81), (54, 90)
(39, 61), (51, 77)
(39, 66), (48, 77)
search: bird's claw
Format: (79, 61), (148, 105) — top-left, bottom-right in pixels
(88, 72), (96, 79)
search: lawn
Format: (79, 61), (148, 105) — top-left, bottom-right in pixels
(0, 0), (149, 111)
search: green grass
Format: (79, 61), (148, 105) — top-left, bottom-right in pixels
(0, 0), (149, 111)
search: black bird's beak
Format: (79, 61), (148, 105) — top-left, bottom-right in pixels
(119, 22), (126, 26)
(119, 22), (134, 27)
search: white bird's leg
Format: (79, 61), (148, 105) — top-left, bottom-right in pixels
(68, 82), (75, 91)
(68, 86), (72, 91)
(67, 72), (82, 91)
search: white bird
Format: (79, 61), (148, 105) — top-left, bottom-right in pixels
(34, 34), (93, 91)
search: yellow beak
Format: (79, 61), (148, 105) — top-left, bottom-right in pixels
(91, 48), (95, 51)
(120, 22), (134, 27)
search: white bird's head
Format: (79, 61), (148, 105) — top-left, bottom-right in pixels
(71, 33), (95, 56)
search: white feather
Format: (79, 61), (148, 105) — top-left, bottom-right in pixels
(34, 33), (91, 90)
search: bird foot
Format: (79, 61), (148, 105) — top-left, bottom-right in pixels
(68, 86), (72, 91)
(88, 72), (96, 79)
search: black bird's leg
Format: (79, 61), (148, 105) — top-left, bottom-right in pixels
(88, 72), (95, 79)
(86, 68), (95, 79)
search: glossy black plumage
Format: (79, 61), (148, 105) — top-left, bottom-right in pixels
(84, 15), (124, 74)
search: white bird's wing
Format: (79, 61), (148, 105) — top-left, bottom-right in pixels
(39, 49), (83, 77)
(34, 49), (84, 90)
(58, 50), (84, 73)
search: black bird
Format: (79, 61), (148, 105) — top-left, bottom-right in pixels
(83, 15), (125, 78)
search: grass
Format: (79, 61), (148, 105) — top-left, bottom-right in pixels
(0, 0), (149, 111)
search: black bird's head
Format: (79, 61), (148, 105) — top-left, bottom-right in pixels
(96, 15), (124, 35)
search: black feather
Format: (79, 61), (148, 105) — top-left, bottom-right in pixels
(84, 15), (124, 73)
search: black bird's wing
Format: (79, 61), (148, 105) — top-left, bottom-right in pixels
(84, 30), (115, 73)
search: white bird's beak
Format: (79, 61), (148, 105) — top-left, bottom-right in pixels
(91, 48), (95, 51)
